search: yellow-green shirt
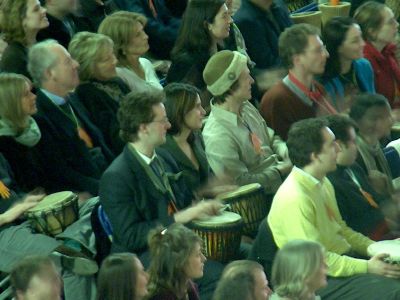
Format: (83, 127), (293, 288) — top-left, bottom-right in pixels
(268, 167), (374, 277)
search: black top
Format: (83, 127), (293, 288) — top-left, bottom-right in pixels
(158, 133), (210, 192)
(234, 0), (292, 70)
(34, 90), (112, 195)
(0, 137), (48, 193)
(0, 42), (30, 78)
(327, 163), (387, 239)
(75, 78), (130, 155)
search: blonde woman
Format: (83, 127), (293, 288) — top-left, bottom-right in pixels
(271, 240), (327, 300)
(69, 31), (130, 154)
(98, 11), (163, 93)
(0, 73), (48, 192)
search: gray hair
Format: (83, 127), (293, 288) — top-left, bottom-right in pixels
(28, 39), (60, 87)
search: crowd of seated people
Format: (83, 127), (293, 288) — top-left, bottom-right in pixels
(2, 0), (400, 299)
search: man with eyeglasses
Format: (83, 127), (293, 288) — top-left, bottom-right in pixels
(99, 91), (224, 300)
(260, 23), (335, 141)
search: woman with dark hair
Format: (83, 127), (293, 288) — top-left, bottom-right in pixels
(97, 253), (149, 300)
(320, 16), (375, 112)
(159, 82), (236, 197)
(0, 0), (49, 78)
(354, 2), (400, 109)
(147, 223), (205, 300)
(166, 0), (232, 112)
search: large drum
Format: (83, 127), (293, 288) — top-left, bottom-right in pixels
(318, 1), (351, 26)
(25, 191), (79, 236)
(368, 240), (400, 264)
(189, 211), (243, 263)
(217, 183), (267, 237)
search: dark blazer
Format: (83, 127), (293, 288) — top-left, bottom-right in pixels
(0, 42), (30, 78)
(75, 78), (130, 155)
(234, 0), (292, 70)
(99, 145), (192, 254)
(327, 163), (388, 240)
(33, 90), (111, 195)
(158, 132), (210, 192)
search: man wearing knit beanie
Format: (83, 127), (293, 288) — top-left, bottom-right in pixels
(202, 50), (292, 203)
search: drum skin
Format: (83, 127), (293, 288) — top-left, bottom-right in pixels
(218, 183), (267, 237)
(189, 212), (243, 263)
(25, 191), (79, 236)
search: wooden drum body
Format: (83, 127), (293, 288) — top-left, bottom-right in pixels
(25, 191), (79, 236)
(218, 183), (267, 237)
(190, 211), (243, 263)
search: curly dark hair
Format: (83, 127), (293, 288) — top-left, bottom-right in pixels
(324, 114), (357, 144)
(287, 118), (328, 168)
(117, 90), (165, 143)
(147, 223), (202, 299)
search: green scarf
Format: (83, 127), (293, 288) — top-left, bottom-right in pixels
(0, 117), (41, 147)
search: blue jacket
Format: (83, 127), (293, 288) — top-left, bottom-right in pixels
(322, 58), (375, 110)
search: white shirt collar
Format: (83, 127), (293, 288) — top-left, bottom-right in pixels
(130, 143), (156, 165)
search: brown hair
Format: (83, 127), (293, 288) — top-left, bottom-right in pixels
(354, 1), (387, 42)
(10, 256), (57, 298)
(98, 11), (147, 68)
(164, 82), (201, 135)
(96, 253), (140, 300)
(117, 90), (165, 143)
(279, 23), (320, 69)
(1, 0), (29, 44)
(147, 224), (203, 298)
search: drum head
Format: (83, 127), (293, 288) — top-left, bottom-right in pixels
(27, 191), (76, 213)
(193, 211), (242, 227)
(217, 183), (262, 200)
(367, 240), (400, 261)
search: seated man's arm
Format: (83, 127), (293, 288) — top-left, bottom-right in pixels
(99, 170), (174, 253)
(205, 133), (282, 194)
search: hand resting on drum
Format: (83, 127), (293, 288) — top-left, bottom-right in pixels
(174, 200), (224, 224)
(0, 194), (45, 225)
(368, 253), (400, 279)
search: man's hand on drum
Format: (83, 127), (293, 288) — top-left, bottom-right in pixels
(0, 201), (38, 225)
(174, 200), (224, 224)
(368, 253), (400, 279)
(23, 193), (45, 204)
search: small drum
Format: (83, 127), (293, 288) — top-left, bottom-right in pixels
(189, 211), (243, 263)
(291, 11), (322, 29)
(217, 183), (267, 237)
(367, 240), (400, 265)
(318, 1), (351, 26)
(25, 191), (79, 236)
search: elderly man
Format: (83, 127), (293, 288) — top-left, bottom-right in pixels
(202, 50), (291, 197)
(27, 39), (113, 197)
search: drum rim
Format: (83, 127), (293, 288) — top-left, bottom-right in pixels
(217, 183), (262, 200)
(367, 240), (400, 260)
(190, 211), (243, 227)
(26, 191), (77, 213)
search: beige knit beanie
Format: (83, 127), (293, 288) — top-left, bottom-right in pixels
(203, 50), (248, 96)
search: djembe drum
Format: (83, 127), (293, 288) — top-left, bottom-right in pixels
(217, 183), (267, 237)
(189, 211), (243, 263)
(368, 240), (400, 265)
(25, 191), (79, 236)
